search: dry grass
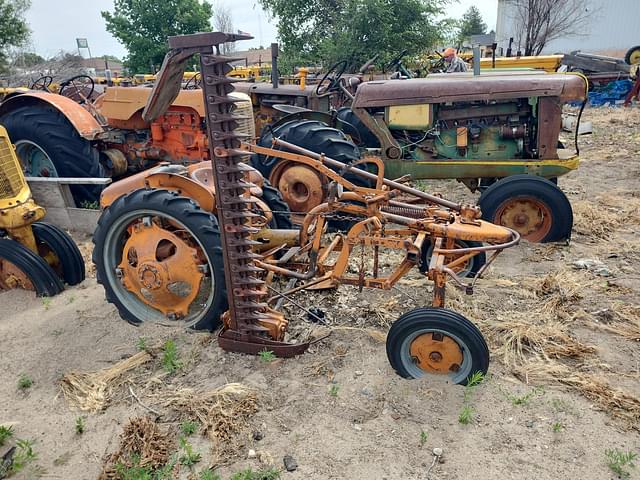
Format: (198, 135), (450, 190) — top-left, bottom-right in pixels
(481, 315), (596, 366)
(158, 383), (257, 464)
(60, 351), (153, 412)
(588, 304), (640, 341)
(532, 268), (588, 314)
(515, 360), (640, 429)
(573, 193), (640, 238)
(98, 416), (174, 479)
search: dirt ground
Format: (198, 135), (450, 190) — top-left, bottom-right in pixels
(1, 106), (639, 480)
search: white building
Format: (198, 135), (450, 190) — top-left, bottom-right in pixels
(495, 0), (639, 56)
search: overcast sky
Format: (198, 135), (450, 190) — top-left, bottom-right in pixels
(25, 0), (498, 59)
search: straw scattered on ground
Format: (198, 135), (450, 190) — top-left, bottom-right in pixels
(60, 351), (153, 412)
(514, 360), (640, 430)
(98, 416), (175, 480)
(158, 383), (258, 463)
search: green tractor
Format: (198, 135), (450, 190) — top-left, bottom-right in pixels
(249, 68), (588, 242)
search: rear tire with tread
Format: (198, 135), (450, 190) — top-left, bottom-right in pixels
(0, 104), (106, 204)
(92, 189), (227, 330)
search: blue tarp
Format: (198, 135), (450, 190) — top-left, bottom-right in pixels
(588, 79), (633, 107)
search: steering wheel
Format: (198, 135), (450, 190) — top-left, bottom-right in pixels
(184, 72), (201, 90)
(59, 75), (95, 104)
(428, 51), (447, 74)
(30, 75), (53, 92)
(387, 50), (408, 71)
(316, 60), (348, 96)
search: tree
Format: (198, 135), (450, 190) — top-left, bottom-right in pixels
(102, 0), (213, 74)
(456, 6), (487, 47)
(506, 0), (594, 56)
(212, 1), (234, 54)
(259, 0), (449, 73)
(0, 0), (31, 71)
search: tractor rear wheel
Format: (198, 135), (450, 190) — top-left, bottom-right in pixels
(0, 104), (107, 205)
(261, 179), (294, 229)
(32, 222), (85, 286)
(386, 307), (489, 385)
(92, 189), (227, 330)
(0, 238), (64, 296)
(478, 174), (572, 243)
(419, 239), (486, 278)
(253, 120), (362, 217)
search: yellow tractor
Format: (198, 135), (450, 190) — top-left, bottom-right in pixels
(0, 125), (85, 296)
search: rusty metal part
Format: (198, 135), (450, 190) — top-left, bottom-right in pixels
(118, 221), (204, 318)
(269, 161), (326, 217)
(101, 148), (128, 177)
(494, 197), (552, 242)
(0, 258), (34, 290)
(146, 32), (308, 357)
(409, 331), (464, 374)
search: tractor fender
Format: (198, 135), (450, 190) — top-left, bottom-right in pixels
(100, 164), (215, 212)
(0, 92), (103, 140)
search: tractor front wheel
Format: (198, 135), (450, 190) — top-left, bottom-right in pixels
(478, 174), (572, 243)
(32, 222), (85, 286)
(625, 45), (640, 65)
(0, 238), (63, 296)
(92, 189), (227, 330)
(386, 307), (489, 385)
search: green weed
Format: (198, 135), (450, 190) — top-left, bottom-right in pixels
(41, 297), (51, 310)
(605, 448), (637, 479)
(509, 387), (544, 406)
(258, 350), (276, 363)
(80, 200), (100, 210)
(458, 405), (474, 425)
(229, 467), (281, 480)
(179, 437), (201, 466)
(18, 374), (33, 390)
(162, 339), (181, 373)
(136, 337), (149, 352)
(115, 453), (176, 480)
(0, 425), (14, 446)
(419, 430), (428, 446)
(329, 384), (339, 397)
(6, 439), (37, 475)
(198, 469), (222, 480)
(458, 371), (484, 425)
(75, 417), (85, 435)
(180, 420), (199, 436)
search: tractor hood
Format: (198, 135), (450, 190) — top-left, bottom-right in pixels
(352, 73), (588, 108)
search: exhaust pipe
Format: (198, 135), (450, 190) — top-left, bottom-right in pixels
(271, 42), (279, 88)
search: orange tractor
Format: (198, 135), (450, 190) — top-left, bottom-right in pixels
(91, 32), (521, 384)
(0, 73), (291, 228)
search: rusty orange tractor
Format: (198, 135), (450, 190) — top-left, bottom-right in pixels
(91, 32), (522, 386)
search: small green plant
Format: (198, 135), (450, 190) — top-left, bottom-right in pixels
(136, 336), (148, 352)
(180, 420), (199, 436)
(179, 437), (201, 466)
(458, 371), (484, 425)
(199, 469), (222, 480)
(0, 425), (14, 446)
(458, 405), (474, 425)
(258, 349), (276, 363)
(329, 384), (339, 397)
(80, 200), (100, 210)
(509, 387), (544, 406)
(75, 416), (85, 435)
(419, 430), (428, 446)
(229, 467), (281, 480)
(605, 448), (637, 479)
(7, 439), (37, 475)
(18, 374), (33, 390)
(162, 339), (182, 373)
(41, 297), (52, 310)
(552, 421), (563, 433)
(115, 453), (176, 480)
(67, 295), (75, 304)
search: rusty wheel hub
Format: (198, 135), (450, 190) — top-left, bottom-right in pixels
(409, 332), (464, 374)
(271, 163), (326, 219)
(495, 197), (552, 242)
(119, 221), (204, 319)
(0, 259), (34, 290)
